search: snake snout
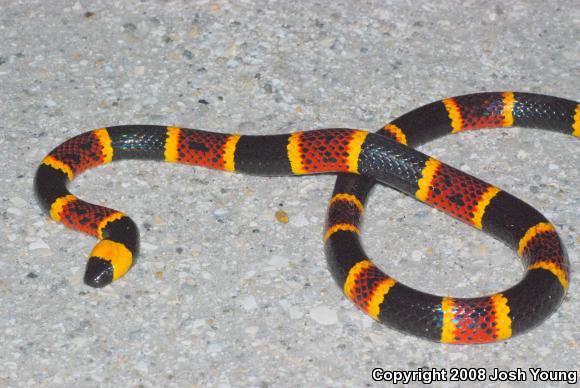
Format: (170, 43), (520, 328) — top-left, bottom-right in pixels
(84, 256), (114, 288)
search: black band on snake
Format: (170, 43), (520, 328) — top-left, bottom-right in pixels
(34, 92), (579, 344)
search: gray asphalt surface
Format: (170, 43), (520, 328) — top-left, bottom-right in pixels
(0, 1), (578, 387)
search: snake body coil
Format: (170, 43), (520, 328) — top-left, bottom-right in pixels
(35, 92), (578, 344)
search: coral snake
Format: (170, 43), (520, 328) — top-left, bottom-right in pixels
(34, 92), (578, 344)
